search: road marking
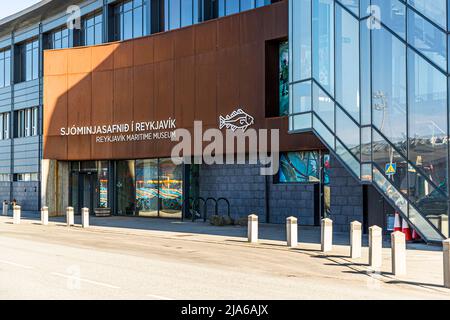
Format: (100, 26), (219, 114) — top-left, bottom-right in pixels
(146, 294), (172, 300)
(0, 259), (34, 269)
(51, 272), (121, 289)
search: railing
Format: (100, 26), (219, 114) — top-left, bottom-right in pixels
(310, 109), (447, 243)
(183, 197), (231, 223)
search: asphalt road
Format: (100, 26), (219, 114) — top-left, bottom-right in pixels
(0, 217), (449, 300)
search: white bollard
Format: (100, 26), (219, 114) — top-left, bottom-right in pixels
(81, 207), (89, 228)
(350, 221), (362, 259)
(66, 207), (74, 227)
(13, 205), (21, 225)
(321, 218), (333, 252)
(369, 226), (383, 271)
(41, 207), (49, 226)
(391, 231), (406, 276)
(286, 217), (298, 248)
(443, 239), (450, 288)
(248, 214), (258, 243)
(2, 201), (8, 216)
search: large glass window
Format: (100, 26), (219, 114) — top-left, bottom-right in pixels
(336, 106), (360, 158)
(116, 160), (136, 215)
(408, 50), (448, 188)
(407, 9), (446, 72)
(136, 159), (159, 217)
(0, 112), (9, 140)
(290, 0), (311, 82)
(279, 151), (322, 183)
(372, 26), (407, 154)
(339, 0), (358, 15)
(16, 39), (39, 83)
(0, 49), (11, 88)
(313, 0), (334, 96)
(218, 0), (270, 17)
(279, 41), (289, 116)
(288, 0), (450, 240)
(372, 0), (406, 39)
(165, 0), (199, 31)
(81, 11), (103, 46)
(135, 158), (183, 218)
(159, 158), (183, 218)
(313, 83), (334, 131)
(407, 0), (446, 30)
(113, 0), (147, 41)
(13, 173), (39, 182)
(47, 27), (70, 49)
(335, 4), (359, 122)
(15, 107), (38, 138)
(291, 80), (312, 114)
(372, 130), (409, 195)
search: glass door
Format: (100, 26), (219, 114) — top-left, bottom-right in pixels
(135, 159), (159, 217)
(115, 160), (136, 216)
(159, 158), (183, 219)
(81, 172), (98, 214)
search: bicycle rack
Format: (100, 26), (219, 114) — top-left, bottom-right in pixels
(205, 198), (218, 222)
(191, 197), (206, 222)
(216, 198), (231, 218)
(181, 197), (193, 221)
(183, 197), (231, 223)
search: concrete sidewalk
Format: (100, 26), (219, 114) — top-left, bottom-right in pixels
(0, 214), (448, 299)
(9, 211), (438, 251)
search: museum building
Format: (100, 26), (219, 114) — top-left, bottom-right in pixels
(2, 0), (448, 242)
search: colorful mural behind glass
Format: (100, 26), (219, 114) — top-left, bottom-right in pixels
(279, 151), (322, 183)
(279, 41), (289, 116)
(135, 158), (183, 218)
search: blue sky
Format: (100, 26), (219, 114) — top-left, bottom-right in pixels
(0, 0), (41, 20)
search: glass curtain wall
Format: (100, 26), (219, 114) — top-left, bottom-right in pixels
(136, 159), (159, 217)
(163, 0), (274, 31)
(289, 0), (450, 241)
(121, 158), (183, 218)
(0, 49), (11, 88)
(113, 0), (147, 40)
(218, 0), (271, 17)
(81, 11), (103, 46)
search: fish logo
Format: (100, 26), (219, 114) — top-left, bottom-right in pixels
(219, 109), (255, 132)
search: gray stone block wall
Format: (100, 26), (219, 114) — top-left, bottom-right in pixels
(199, 163), (316, 225)
(328, 155), (363, 232)
(268, 183), (315, 225)
(0, 182), (10, 204)
(199, 154), (363, 232)
(12, 182), (39, 211)
(199, 164), (269, 222)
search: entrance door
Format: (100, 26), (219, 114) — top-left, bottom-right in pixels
(78, 172), (98, 215)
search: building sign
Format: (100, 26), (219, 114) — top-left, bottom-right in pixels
(385, 163), (397, 176)
(59, 118), (177, 143)
(219, 109), (254, 132)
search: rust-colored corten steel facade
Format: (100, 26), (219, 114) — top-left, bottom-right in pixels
(43, 1), (324, 161)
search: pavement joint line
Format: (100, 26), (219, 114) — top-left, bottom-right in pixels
(3, 218), (443, 281)
(146, 294), (172, 300)
(0, 259), (34, 270)
(50, 272), (121, 289)
(42, 222), (315, 252)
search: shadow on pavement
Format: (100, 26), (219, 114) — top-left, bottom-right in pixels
(2, 211), (440, 252)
